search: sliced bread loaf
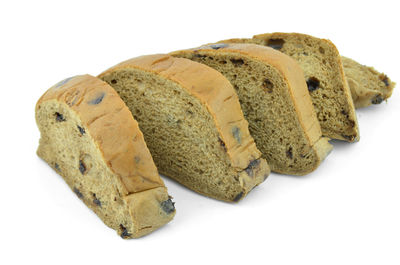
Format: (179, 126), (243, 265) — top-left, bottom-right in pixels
(36, 75), (175, 238)
(99, 54), (270, 202)
(220, 37), (395, 109)
(219, 33), (360, 142)
(170, 44), (332, 175)
(341, 56), (395, 108)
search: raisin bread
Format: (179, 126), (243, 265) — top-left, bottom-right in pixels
(170, 44), (332, 175)
(36, 75), (175, 238)
(219, 33), (360, 142)
(99, 54), (270, 202)
(341, 56), (395, 108)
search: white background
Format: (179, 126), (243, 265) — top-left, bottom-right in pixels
(1, 0), (399, 264)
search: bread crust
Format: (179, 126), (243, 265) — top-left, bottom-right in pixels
(36, 75), (164, 194)
(170, 44), (332, 175)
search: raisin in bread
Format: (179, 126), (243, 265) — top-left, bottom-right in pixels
(99, 54), (270, 202)
(170, 44), (332, 175)
(35, 75), (175, 238)
(341, 56), (395, 108)
(219, 33), (360, 142)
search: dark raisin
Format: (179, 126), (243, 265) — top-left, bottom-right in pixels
(262, 79), (274, 93)
(232, 126), (241, 144)
(230, 58), (244, 66)
(267, 38), (285, 50)
(55, 112), (66, 122)
(209, 43), (228, 50)
(233, 192), (244, 202)
(371, 94), (384, 105)
(73, 188), (83, 199)
(111, 79), (117, 84)
(341, 134), (355, 141)
(161, 198), (175, 214)
(120, 224), (132, 239)
(193, 53), (207, 59)
(348, 120), (356, 128)
(54, 163), (61, 172)
(306, 77), (320, 92)
(77, 125), (85, 135)
(88, 92), (105, 105)
(93, 194), (101, 207)
(245, 159), (261, 177)
(218, 137), (227, 152)
(55, 76), (74, 88)
(341, 110), (348, 116)
(79, 160), (86, 174)
(286, 147), (293, 159)
(382, 75), (389, 86)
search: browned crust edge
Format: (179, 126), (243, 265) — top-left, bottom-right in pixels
(35, 74), (165, 195)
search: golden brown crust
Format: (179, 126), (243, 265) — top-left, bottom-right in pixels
(36, 75), (164, 194)
(99, 55), (266, 171)
(171, 44), (323, 149)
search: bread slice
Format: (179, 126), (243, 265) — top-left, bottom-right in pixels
(98, 54), (270, 202)
(341, 56), (395, 108)
(35, 75), (175, 238)
(170, 44), (332, 175)
(219, 33), (360, 142)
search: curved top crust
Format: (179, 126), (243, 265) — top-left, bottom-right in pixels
(36, 74), (164, 195)
(99, 54), (265, 171)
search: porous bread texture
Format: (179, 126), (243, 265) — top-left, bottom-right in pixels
(341, 56), (395, 108)
(170, 44), (332, 175)
(219, 33), (360, 142)
(99, 54), (270, 202)
(36, 75), (175, 238)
